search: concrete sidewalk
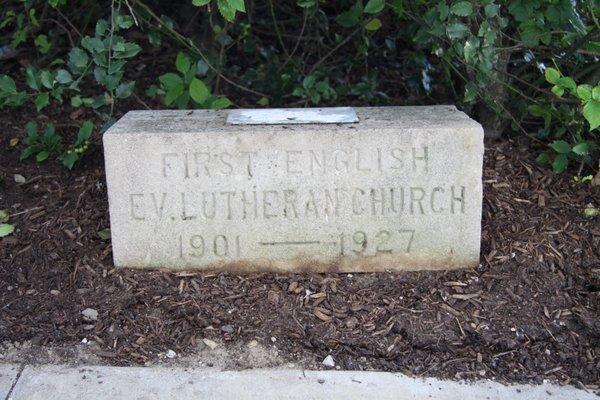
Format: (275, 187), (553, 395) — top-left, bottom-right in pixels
(1, 363), (597, 400)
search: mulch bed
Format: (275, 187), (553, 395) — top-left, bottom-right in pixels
(0, 108), (599, 388)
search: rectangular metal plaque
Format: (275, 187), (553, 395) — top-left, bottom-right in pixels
(227, 107), (359, 125)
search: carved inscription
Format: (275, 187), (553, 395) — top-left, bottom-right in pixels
(125, 144), (470, 260)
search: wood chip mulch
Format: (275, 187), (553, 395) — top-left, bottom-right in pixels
(1, 132), (599, 387)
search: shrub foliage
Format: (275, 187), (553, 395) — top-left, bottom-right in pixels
(0, 0), (598, 177)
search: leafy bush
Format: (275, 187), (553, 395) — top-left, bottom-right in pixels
(0, 0), (598, 180)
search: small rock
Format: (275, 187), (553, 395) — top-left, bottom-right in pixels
(322, 355), (335, 368)
(50, 290), (60, 296)
(83, 324), (95, 330)
(202, 338), (218, 350)
(13, 174), (26, 183)
(247, 340), (258, 348)
(81, 308), (98, 322)
(166, 349), (177, 359)
(270, 336), (277, 343)
(221, 324), (234, 334)
(81, 338), (88, 344)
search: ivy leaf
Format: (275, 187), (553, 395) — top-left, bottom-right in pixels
(0, 224), (15, 238)
(192, 0), (211, 5)
(550, 140), (571, 154)
(189, 78), (209, 104)
(175, 52), (191, 75)
(544, 68), (560, 85)
(364, 18), (382, 31)
(450, 1), (473, 17)
(552, 153), (568, 173)
(583, 100), (600, 130)
(364, 0), (385, 14)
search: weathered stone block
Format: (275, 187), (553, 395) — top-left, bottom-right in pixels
(103, 106), (484, 272)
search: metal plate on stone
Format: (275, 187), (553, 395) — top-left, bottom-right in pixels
(227, 107), (359, 125)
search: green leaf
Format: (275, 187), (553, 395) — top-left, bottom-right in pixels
(484, 4), (499, 17)
(34, 34), (50, 54)
(36, 150), (50, 162)
(593, 86), (600, 101)
(576, 84), (592, 101)
(98, 228), (111, 240)
(557, 77), (576, 93)
(228, 0), (246, 12)
(40, 70), (54, 89)
(35, 93), (50, 111)
(550, 140), (571, 154)
(217, 0), (236, 21)
(450, 1), (473, 17)
(189, 78), (210, 104)
(61, 152), (78, 169)
(364, 0), (385, 14)
(544, 68), (560, 85)
(446, 23), (469, 39)
(0, 75), (17, 93)
(552, 153), (568, 173)
(0, 224), (15, 238)
(25, 68), (40, 90)
(536, 152), (550, 165)
(55, 69), (73, 84)
(336, 2), (363, 27)
(175, 52), (191, 74)
(115, 15), (134, 29)
(192, 0), (211, 5)
(463, 82), (478, 103)
(364, 18), (382, 31)
(164, 84), (184, 106)
(583, 100), (600, 130)
(20, 147), (36, 161)
(0, 210), (9, 223)
(551, 85), (564, 97)
(572, 142), (590, 155)
(77, 120), (94, 142)
(210, 96), (232, 110)
(115, 81), (135, 98)
(159, 73), (183, 89)
(68, 47), (89, 73)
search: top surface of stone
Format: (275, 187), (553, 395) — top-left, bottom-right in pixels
(105, 106), (480, 135)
